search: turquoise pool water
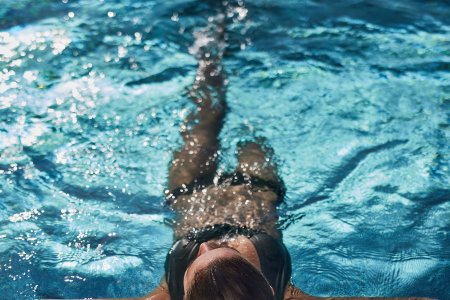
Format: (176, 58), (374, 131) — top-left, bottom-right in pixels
(0, 0), (449, 299)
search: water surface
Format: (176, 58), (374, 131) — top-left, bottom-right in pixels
(0, 0), (449, 299)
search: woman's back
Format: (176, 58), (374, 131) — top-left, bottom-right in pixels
(170, 171), (282, 239)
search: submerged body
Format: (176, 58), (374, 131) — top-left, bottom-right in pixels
(143, 8), (433, 300)
(145, 11), (296, 299)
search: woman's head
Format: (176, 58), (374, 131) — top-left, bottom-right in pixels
(183, 246), (274, 300)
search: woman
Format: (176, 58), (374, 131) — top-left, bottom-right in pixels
(140, 9), (431, 300)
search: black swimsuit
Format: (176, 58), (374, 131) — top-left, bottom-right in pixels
(165, 224), (292, 300)
(166, 171), (286, 203)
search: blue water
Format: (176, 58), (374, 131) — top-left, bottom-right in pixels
(0, 0), (449, 299)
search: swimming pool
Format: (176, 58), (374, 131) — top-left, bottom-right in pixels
(0, 0), (449, 299)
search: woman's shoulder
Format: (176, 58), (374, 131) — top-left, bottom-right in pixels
(284, 284), (318, 300)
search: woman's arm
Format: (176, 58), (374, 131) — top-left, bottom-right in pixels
(283, 284), (435, 300)
(283, 284), (318, 300)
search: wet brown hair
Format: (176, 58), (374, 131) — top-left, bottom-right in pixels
(184, 255), (274, 300)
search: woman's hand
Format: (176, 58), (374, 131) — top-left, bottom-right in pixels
(284, 284), (318, 300)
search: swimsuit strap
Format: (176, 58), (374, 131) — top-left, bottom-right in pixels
(165, 174), (213, 203)
(219, 171), (286, 200)
(185, 223), (260, 241)
(166, 171), (285, 203)
(250, 233), (292, 300)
